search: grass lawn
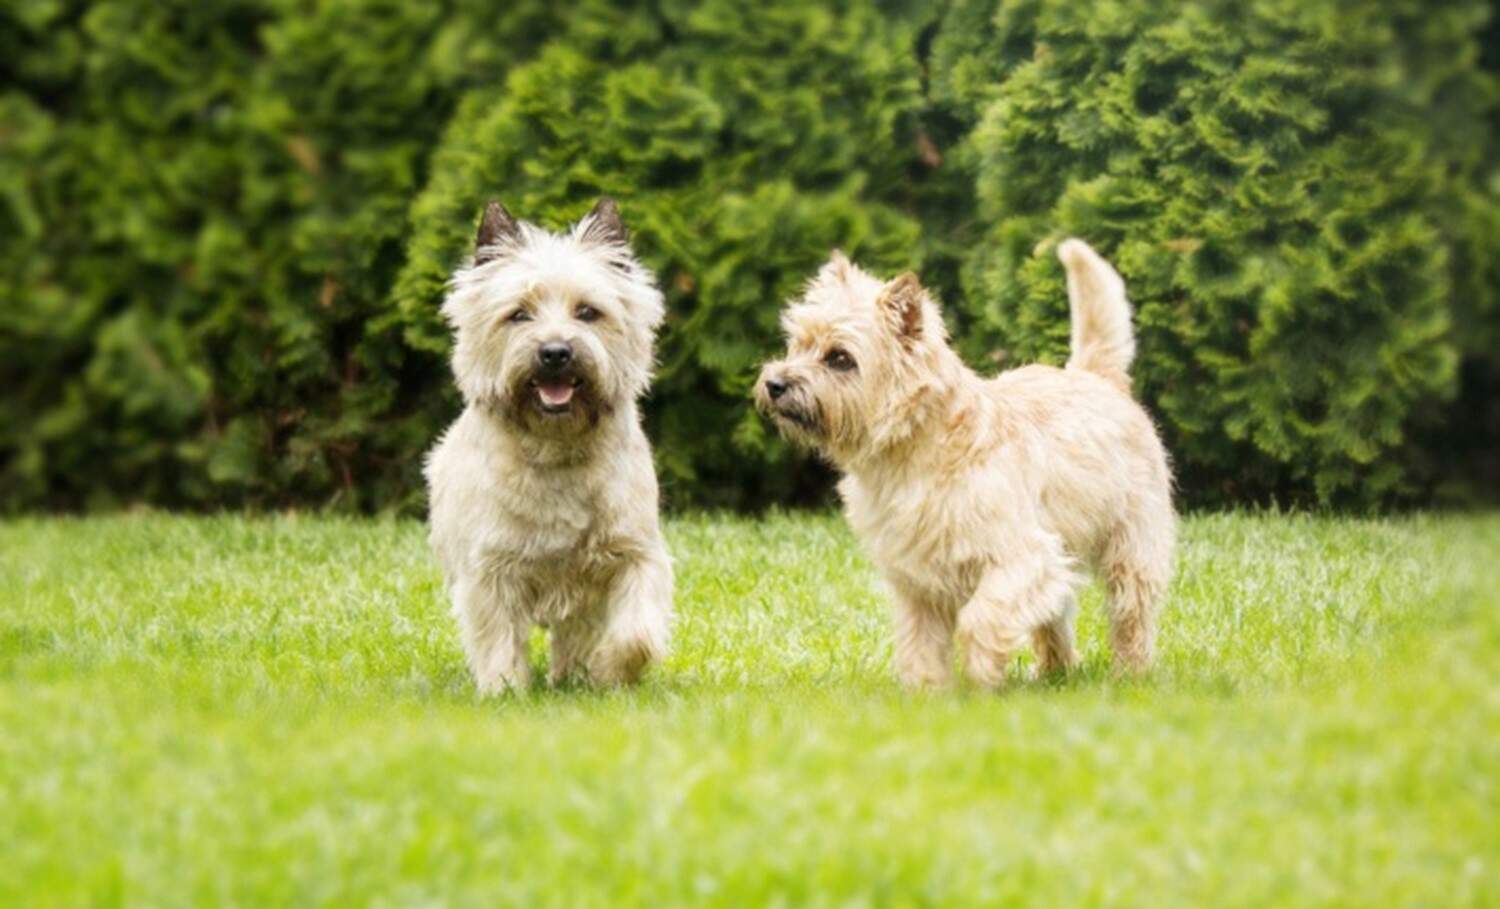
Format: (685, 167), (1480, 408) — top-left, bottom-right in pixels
(1, 511), (1496, 907)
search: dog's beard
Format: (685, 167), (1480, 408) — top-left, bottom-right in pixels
(487, 360), (617, 436)
(761, 387), (885, 467)
(774, 405), (820, 436)
(759, 392), (827, 451)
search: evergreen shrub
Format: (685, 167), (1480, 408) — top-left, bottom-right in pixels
(2, 0), (1495, 510)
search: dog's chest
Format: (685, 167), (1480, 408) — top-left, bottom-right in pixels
(488, 470), (615, 562)
(841, 475), (987, 603)
(476, 476), (631, 621)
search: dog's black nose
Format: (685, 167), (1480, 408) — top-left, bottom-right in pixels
(538, 342), (573, 370)
(766, 377), (788, 400)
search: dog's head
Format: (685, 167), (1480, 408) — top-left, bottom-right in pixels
(442, 198), (663, 437)
(755, 252), (954, 466)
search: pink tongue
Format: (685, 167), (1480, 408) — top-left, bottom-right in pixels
(538, 382), (575, 407)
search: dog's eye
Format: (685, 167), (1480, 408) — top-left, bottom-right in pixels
(507, 309), (533, 324)
(824, 348), (857, 372)
(575, 303), (602, 323)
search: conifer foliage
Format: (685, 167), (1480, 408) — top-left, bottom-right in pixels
(2, 0), (1495, 510)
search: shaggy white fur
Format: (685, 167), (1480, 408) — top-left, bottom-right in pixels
(426, 199), (672, 692)
(758, 240), (1175, 688)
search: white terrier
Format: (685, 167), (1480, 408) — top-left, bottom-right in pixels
(757, 240), (1175, 688)
(426, 199), (672, 692)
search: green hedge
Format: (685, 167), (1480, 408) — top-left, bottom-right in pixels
(3, 0), (1496, 512)
(931, 0), (1498, 505)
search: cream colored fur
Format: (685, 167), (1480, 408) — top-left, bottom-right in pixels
(426, 200), (672, 693)
(757, 240), (1174, 688)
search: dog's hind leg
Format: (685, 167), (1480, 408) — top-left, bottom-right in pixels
(587, 547), (673, 686)
(1101, 505), (1174, 674)
(1030, 594), (1080, 677)
(1104, 566), (1165, 674)
(956, 533), (1079, 688)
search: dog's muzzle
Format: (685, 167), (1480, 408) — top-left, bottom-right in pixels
(757, 373), (819, 434)
(529, 342), (586, 415)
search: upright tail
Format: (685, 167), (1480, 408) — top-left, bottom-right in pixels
(1058, 238), (1135, 391)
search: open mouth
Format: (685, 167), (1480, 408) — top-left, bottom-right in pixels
(531, 377), (582, 414)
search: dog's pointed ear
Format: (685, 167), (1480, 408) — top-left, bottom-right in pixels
(816, 249), (854, 286)
(877, 272), (926, 341)
(475, 200), (521, 264)
(576, 196), (627, 246)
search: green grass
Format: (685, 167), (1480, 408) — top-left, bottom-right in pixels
(2, 511), (1496, 907)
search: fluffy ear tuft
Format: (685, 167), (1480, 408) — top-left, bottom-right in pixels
(877, 271), (925, 340)
(817, 249), (854, 285)
(475, 200), (521, 264)
(576, 197), (628, 246)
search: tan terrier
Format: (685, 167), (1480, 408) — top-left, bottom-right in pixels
(426, 199), (672, 693)
(757, 240), (1175, 688)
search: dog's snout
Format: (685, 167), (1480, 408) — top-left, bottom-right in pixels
(765, 377), (789, 400)
(538, 342), (573, 370)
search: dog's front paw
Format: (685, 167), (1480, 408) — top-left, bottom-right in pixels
(963, 651), (1011, 689)
(955, 626), (1015, 690)
(1030, 646), (1080, 680)
(474, 664), (532, 697)
(898, 667), (953, 691)
(587, 635), (660, 686)
(589, 585), (670, 686)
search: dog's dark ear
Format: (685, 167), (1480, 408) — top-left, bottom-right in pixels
(576, 197), (627, 246)
(877, 272), (925, 341)
(475, 200), (521, 264)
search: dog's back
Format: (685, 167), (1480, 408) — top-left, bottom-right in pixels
(984, 363), (1171, 565)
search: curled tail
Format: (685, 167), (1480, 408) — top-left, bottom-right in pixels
(1058, 238), (1135, 391)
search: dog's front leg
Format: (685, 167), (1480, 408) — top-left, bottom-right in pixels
(454, 575), (532, 695)
(587, 547), (673, 686)
(955, 546), (1075, 688)
(547, 610), (603, 686)
(891, 585), (956, 689)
